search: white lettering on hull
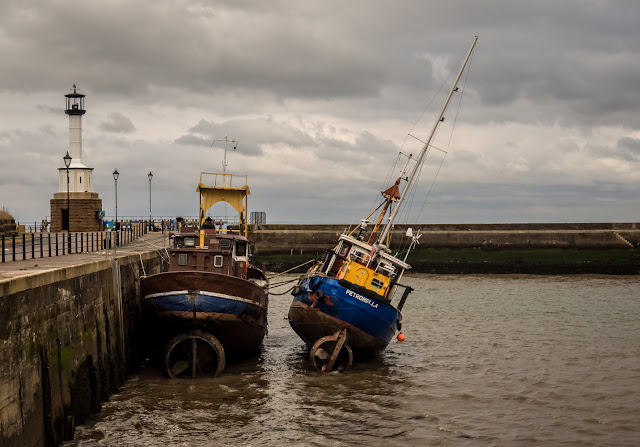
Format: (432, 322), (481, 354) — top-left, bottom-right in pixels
(345, 289), (379, 308)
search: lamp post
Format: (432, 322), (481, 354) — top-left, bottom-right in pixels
(148, 171), (153, 231)
(113, 169), (119, 247)
(63, 152), (72, 252)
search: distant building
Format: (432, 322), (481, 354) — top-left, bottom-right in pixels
(50, 85), (103, 231)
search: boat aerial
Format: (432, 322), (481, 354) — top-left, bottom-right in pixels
(141, 136), (268, 378)
(287, 37), (479, 372)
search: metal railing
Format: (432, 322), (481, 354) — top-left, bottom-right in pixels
(1, 222), (149, 263)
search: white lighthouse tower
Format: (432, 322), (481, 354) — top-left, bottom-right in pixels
(58, 85), (95, 193)
(50, 85), (103, 232)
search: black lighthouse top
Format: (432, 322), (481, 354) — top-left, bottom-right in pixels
(65, 84), (86, 116)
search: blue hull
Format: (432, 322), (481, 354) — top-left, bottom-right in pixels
(142, 271), (268, 353)
(144, 290), (265, 317)
(288, 275), (400, 355)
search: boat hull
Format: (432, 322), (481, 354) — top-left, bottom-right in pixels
(288, 275), (400, 356)
(142, 271), (268, 354)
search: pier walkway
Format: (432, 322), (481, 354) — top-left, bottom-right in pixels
(0, 231), (169, 282)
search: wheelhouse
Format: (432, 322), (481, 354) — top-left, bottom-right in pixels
(169, 227), (252, 280)
(315, 233), (410, 302)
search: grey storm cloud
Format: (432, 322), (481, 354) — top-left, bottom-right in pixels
(99, 113), (136, 133)
(1, 0), (640, 224)
(617, 137), (640, 160)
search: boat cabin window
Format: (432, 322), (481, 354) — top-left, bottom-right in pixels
(214, 255), (224, 268)
(236, 242), (247, 256)
(337, 243), (351, 258)
(371, 278), (384, 290)
(377, 262), (396, 279)
(178, 254), (188, 266)
(350, 249), (368, 264)
(184, 238), (195, 247)
(220, 239), (231, 249)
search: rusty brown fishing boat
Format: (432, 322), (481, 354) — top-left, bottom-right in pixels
(141, 165), (268, 378)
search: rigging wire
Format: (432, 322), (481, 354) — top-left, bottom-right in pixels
(389, 48), (474, 256)
(412, 47), (476, 226)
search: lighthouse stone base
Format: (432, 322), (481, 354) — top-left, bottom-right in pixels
(50, 192), (103, 232)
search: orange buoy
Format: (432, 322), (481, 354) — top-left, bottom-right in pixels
(397, 332), (405, 342)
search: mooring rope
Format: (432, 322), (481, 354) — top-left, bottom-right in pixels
(268, 285), (296, 296)
(266, 259), (316, 280)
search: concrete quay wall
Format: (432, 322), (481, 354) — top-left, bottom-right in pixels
(0, 252), (164, 446)
(250, 223), (640, 254)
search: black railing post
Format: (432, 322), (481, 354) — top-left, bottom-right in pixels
(23, 233), (26, 260)
(48, 233), (51, 257)
(75, 233), (78, 253)
(31, 233), (35, 259)
(12, 235), (16, 261)
(1, 236), (4, 263)
(40, 233), (43, 258)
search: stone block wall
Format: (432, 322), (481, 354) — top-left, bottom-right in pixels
(249, 223), (640, 254)
(0, 251), (165, 446)
(50, 195), (102, 232)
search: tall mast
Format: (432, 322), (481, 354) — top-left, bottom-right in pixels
(378, 36), (478, 245)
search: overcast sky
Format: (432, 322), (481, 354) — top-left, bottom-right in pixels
(1, 0), (639, 226)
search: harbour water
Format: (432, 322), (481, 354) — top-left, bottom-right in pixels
(64, 274), (640, 446)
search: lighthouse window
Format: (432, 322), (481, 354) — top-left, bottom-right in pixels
(80, 177), (82, 184)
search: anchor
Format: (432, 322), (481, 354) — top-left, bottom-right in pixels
(309, 328), (353, 373)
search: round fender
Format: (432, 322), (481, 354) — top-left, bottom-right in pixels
(309, 278), (322, 291)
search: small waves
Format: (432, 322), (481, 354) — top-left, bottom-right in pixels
(67, 274), (640, 446)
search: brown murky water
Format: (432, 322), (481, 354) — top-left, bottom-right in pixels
(65, 274), (640, 446)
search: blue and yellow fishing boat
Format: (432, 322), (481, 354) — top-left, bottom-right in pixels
(288, 37), (478, 372)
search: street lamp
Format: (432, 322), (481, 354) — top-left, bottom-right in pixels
(63, 152), (72, 252)
(148, 171), (153, 231)
(113, 169), (119, 246)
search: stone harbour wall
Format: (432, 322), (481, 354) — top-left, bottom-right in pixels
(0, 252), (164, 446)
(250, 223), (640, 254)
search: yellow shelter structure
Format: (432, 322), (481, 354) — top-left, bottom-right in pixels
(197, 172), (250, 246)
